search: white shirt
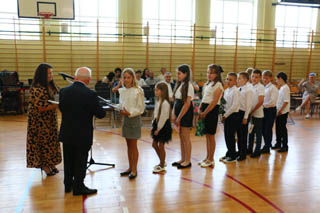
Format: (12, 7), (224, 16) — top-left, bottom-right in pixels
(263, 83), (279, 108)
(223, 85), (240, 118)
(251, 83), (265, 118)
(174, 82), (194, 101)
(277, 84), (290, 114)
(119, 87), (145, 118)
(201, 81), (224, 105)
(137, 78), (147, 87)
(161, 81), (173, 99)
(153, 99), (170, 131)
(239, 83), (253, 119)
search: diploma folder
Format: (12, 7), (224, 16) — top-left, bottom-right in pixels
(98, 96), (122, 111)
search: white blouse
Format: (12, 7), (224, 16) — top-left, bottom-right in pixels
(174, 82), (194, 100)
(119, 87), (145, 118)
(153, 99), (171, 131)
(201, 81), (224, 104)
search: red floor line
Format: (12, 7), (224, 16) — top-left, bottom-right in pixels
(97, 129), (284, 212)
(226, 175), (284, 213)
(82, 195), (88, 213)
(181, 177), (256, 213)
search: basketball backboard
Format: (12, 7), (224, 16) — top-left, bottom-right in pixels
(17, 0), (75, 20)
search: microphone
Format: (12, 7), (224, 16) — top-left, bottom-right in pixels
(58, 72), (74, 80)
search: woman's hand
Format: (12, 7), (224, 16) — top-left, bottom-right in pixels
(154, 130), (159, 136)
(120, 108), (130, 116)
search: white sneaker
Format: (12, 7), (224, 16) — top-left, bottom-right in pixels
(200, 161), (215, 168)
(153, 165), (166, 173)
(198, 159), (206, 165)
(305, 114), (310, 119)
(296, 106), (301, 111)
(219, 156), (227, 161)
(153, 162), (167, 169)
(222, 157), (236, 163)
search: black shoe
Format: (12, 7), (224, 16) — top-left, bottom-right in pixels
(128, 173), (137, 180)
(277, 147), (288, 153)
(235, 151), (240, 158)
(177, 163), (192, 169)
(65, 185), (72, 193)
(52, 168), (59, 174)
(260, 148), (270, 154)
(120, 171), (131, 176)
(250, 152), (261, 158)
(271, 144), (281, 150)
(237, 156), (246, 161)
(41, 168), (55, 176)
(73, 186), (97, 196)
(172, 162), (181, 167)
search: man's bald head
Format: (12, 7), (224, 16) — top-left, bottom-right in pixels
(75, 67), (92, 85)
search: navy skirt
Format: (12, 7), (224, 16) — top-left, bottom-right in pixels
(151, 119), (172, 143)
(200, 104), (219, 135)
(174, 99), (194, 128)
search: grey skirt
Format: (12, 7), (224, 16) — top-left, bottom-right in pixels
(122, 115), (142, 139)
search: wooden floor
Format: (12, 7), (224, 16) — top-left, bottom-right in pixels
(1, 113), (320, 213)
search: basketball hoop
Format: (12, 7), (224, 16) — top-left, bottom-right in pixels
(39, 12), (53, 19)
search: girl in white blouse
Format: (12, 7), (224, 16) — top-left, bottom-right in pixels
(198, 64), (224, 168)
(152, 82), (172, 173)
(118, 68), (145, 179)
(172, 64), (194, 169)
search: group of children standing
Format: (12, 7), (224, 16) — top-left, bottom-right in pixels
(116, 65), (290, 179)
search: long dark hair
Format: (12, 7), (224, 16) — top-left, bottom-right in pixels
(207, 64), (224, 87)
(32, 63), (58, 97)
(142, 68), (149, 80)
(155, 82), (171, 123)
(173, 64), (191, 102)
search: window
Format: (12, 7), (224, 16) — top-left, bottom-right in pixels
(143, 0), (195, 43)
(210, 0), (257, 46)
(0, 0), (40, 40)
(275, 5), (318, 48)
(60, 0), (118, 41)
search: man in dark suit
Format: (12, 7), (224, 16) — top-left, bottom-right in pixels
(59, 67), (106, 196)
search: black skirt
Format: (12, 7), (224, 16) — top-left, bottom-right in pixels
(151, 119), (172, 143)
(200, 103), (219, 135)
(174, 99), (194, 128)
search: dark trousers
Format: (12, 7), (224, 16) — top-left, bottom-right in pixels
(236, 111), (248, 158)
(63, 143), (90, 189)
(248, 117), (263, 153)
(276, 112), (289, 148)
(262, 107), (277, 149)
(224, 112), (240, 159)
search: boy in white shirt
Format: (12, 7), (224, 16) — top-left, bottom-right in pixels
(220, 73), (240, 163)
(236, 72), (253, 161)
(273, 72), (290, 153)
(261, 70), (279, 154)
(248, 69), (265, 158)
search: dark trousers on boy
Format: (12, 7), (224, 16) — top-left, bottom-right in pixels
(224, 112), (240, 160)
(274, 112), (289, 152)
(236, 110), (248, 160)
(248, 117), (263, 157)
(262, 107), (276, 152)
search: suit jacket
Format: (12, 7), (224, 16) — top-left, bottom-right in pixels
(59, 81), (106, 147)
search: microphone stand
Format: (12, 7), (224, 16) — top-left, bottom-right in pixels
(58, 72), (115, 169)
